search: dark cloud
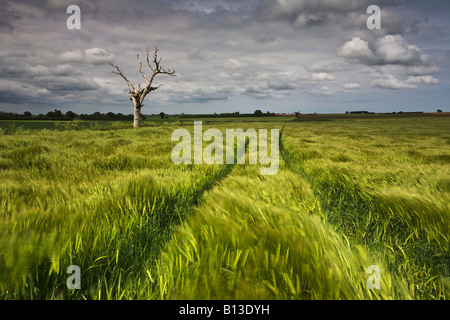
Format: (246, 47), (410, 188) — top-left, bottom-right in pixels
(0, 0), (22, 32)
(252, 35), (277, 44)
(187, 47), (205, 61)
(0, 0), (449, 114)
(257, 0), (370, 27)
(257, 0), (424, 38)
(32, 75), (99, 92)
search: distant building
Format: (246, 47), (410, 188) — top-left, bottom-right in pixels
(349, 111), (370, 114)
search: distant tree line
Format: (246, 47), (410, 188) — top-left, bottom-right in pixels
(79, 112), (137, 121)
(178, 110), (276, 118)
(345, 110), (427, 115)
(347, 111), (373, 114)
(0, 110), (136, 121)
(2, 109), (444, 121)
(1, 109), (277, 121)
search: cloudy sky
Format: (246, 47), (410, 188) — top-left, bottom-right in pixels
(0, 0), (449, 115)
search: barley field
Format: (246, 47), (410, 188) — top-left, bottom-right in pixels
(0, 116), (449, 299)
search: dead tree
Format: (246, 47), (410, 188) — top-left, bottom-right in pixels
(109, 46), (176, 128)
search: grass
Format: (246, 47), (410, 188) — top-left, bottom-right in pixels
(281, 117), (450, 299)
(0, 116), (449, 299)
(156, 165), (411, 300)
(0, 124), (230, 299)
(0, 117), (295, 132)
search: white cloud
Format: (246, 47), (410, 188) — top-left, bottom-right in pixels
(85, 48), (115, 65)
(338, 37), (374, 60)
(343, 83), (361, 90)
(311, 72), (335, 81)
(405, 75), (439, 85)
(339, 35), (432, 67)
(338, 34), (440, 92)
(224, 58), (247, 70)
(59, 50), (84, 63)
(310, 85), (335, 96)
(308, 60), (342, 72)
(406, 65), (439, 76)
(375, 35), (426, 66)
(371, 74), (416, 90)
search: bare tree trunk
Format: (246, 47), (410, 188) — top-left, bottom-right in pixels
(109, 46), (176, 128)
(133, 103), (141, 128)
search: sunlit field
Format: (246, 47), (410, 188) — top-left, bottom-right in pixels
(0, 116), (449, 299)
(282, 117), (450, 299)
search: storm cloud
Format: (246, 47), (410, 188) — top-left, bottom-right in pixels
(0, 0), (449, 114)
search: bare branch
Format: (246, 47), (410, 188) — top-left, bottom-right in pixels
(139, 84), (163, 104)
(109, 46), (176, 125)
(153, 46), (160, 70)
(146, 46), (155, 73)
(160, 67), (177, 76)
(109, 62), (135, 93)
(137, 54), (149, 84)
(145, 46), (177, 77)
